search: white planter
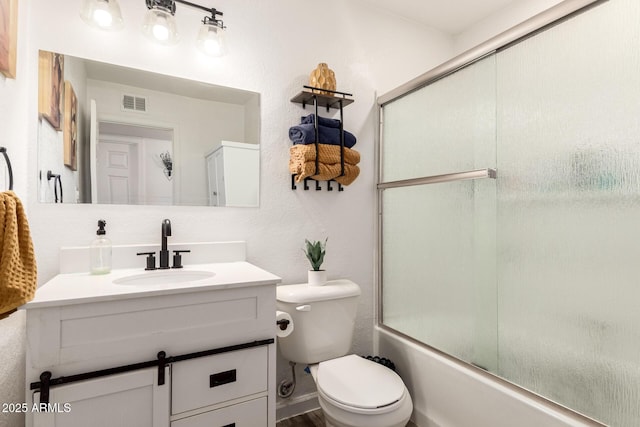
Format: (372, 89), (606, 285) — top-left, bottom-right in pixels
(308, 270), (327, 286)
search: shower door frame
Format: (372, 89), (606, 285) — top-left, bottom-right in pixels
(375, 0), (606, 423)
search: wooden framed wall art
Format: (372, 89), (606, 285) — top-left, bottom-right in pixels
(0, 0), (17, 78)
(64, 81), (78, 170)
(38, 50), (64, 130)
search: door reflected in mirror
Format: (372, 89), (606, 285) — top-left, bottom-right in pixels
(37, 50), (260, 207)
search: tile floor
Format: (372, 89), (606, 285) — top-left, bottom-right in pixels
(276, 409), (325, 427)
(276, 409), (418, 427)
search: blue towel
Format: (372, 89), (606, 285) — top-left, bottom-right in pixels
(289, 124), (357, 148)
(301, 114), (341, 129)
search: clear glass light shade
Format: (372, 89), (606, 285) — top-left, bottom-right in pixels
(196, 23), (226, 57)
(80, 0), (124, 31)
(142, 7), (179, 45)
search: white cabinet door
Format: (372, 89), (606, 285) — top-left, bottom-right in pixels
(33, 367), (169, 427)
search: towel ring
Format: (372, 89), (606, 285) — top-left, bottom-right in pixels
(0, 147), (14, 191)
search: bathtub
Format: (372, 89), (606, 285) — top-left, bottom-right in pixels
(374, 325), (605, 427)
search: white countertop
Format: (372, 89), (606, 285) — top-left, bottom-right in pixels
(24, 262), (281, 309)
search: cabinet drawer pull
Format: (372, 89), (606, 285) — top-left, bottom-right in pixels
(222, 424), (235, 427)
(210, 369), (237, 388)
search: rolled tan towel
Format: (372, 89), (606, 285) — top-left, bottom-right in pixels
(290, 144), (360, 165)
(290, 161), (360, 186)
(0, 191), (37, 317)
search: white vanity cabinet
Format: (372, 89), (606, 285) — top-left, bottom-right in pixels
(25, 260), (279, 427)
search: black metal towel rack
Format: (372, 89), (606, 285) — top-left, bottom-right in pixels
(290, 86), (354, 191)
(0, 146), (14, 191)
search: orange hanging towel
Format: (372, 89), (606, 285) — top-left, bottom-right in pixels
(0, 191), (37, 318)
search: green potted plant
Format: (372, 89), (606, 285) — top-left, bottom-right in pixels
(304, 238), (327, 286)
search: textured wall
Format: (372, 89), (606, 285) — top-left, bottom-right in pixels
(0, 1), (30, 425)
(0, 312), (26, 427)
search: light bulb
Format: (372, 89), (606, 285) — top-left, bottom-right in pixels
(80, 0), (123, 31)
(152, 21), (169, 41)
(202, 38), (221, 56)
(197, 23), (226, 57)
(143, 6), (178, 45)
(93, 8), (113, 28)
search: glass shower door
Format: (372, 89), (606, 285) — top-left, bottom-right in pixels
(380, 55), (497, 371)
(379, 1), (640, 425)
(495, 0), (640, 424)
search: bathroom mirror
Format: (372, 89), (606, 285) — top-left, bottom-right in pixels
(36, 50), (260, 207)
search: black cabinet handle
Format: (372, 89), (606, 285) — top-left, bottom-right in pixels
(210, 369), (236, 388)
(222, 424), (235, 427)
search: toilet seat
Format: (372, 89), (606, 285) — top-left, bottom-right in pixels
(316, 355), (407, 414)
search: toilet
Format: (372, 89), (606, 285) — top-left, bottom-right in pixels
(276, 279), (413, 427)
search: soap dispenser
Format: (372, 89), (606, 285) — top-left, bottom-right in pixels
(90, 219), (112, 275)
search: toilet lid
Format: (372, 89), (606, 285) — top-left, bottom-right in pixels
(316, 355), (405, 410)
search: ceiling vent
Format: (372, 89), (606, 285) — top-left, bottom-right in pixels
(121, 94), (147, 113)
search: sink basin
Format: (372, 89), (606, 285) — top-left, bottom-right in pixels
(113, 270), (216, 286)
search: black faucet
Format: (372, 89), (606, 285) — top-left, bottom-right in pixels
(159, 219), (172, 269)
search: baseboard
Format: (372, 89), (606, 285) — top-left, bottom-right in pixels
(412, 408), (441, 427)
(276, 391), (320, 421)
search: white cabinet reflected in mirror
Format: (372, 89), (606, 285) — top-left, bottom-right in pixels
(205, 141), (259, 207)
(37, 50), (260, 207)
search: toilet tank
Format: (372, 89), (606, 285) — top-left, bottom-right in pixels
(276, 279), (361, 364)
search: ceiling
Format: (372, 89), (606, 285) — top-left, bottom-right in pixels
(357, 0), (521, 35)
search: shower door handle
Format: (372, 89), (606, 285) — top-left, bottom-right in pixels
(378, 168), (497, 189)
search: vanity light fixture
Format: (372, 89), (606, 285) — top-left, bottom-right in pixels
(81, 0), (226, 56)
(80, 0), (124, 31)
(143, 0), (226, 56)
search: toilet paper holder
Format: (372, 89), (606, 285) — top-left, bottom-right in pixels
(276, 319), (290, 331)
